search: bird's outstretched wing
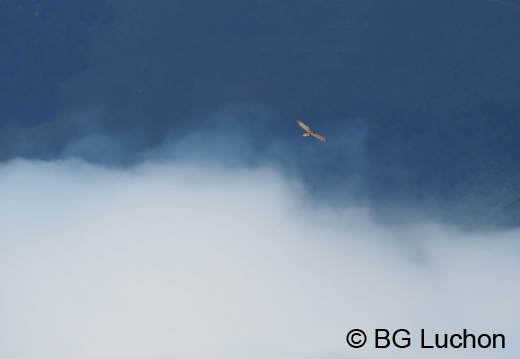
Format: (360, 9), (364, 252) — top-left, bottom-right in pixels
(311, 132), (327, 142)
(297, 120), (311, 132)
(297, 120), (327, 142)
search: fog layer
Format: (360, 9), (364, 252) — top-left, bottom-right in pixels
(1, 158), (518, 359)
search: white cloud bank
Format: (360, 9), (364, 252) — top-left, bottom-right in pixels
(0, 158), (519, 359)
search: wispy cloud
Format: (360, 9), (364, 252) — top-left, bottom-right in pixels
(1, 158), (518, 358)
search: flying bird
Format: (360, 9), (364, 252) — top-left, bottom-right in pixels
(297, 120), (327, 142)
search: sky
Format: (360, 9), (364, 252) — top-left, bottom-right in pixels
(2, 0), (520, 225)
(2, 0), (520, 358)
